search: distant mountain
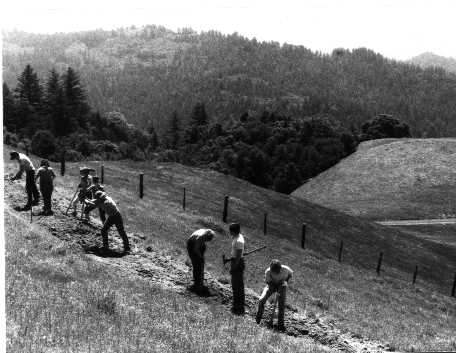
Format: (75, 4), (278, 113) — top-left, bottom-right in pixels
(409, 52), (456, 74)
(3, 26), (456, 137)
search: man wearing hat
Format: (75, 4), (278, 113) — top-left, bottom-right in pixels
(86, 175), (106, 222)
(84, 191), (130, 254)
(186, 228), (215, 293)
(256, 259), (293, 331)
(9, 151), (39, 210)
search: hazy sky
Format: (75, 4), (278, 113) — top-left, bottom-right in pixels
(2, 0), (456, 60)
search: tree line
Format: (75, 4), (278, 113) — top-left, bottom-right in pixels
(3, 64), (158, 161)
(4, 63), (411, 194)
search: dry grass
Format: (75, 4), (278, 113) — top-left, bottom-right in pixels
(5, 211), (328, 353)
(292, 138), (456, 221)
(4, 145), (456, 351)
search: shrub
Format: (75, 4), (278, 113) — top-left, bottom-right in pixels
(65, 149), (84, 162)
(361, 114), (411, 140)
(31, 130), (56, 157)
(4, 131), (19, 147)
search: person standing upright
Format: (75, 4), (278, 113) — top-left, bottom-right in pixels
(229, 222), (245, 315)
(35, 159), (56, 215)
(9, 151), (39, 210)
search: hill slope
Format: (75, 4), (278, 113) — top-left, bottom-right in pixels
(4, 145), (456, 351)
(409, 52), (456, 74)
(292, 138), (456, 220)
(4, 28), (456, 137)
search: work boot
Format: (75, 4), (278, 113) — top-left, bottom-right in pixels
(22, 205), (31, 211)
(71, 210), (77, 217)
(32, 199), (39, 206)
(277, 324), (286, 332)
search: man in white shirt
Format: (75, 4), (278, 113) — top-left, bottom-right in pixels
(10, 151), (40, 210)
(256, 259), (293, 331)
(229, 223), (245, 315)
(186, 228), (215, 292)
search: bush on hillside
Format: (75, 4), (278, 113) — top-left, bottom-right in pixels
(31, 130), (56, 157)
(361, 114), (411, 141)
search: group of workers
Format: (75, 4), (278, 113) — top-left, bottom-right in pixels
(187, 226), (293, 331)
(9, 150), (292, 330)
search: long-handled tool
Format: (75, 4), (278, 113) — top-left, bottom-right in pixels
(65, 186), (80, 215)
(222, 245), (267, 266)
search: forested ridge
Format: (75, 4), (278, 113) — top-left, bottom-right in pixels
(2, 25), (452, 193)
(3, 26), (456, 137)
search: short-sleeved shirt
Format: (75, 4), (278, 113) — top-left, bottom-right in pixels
(231, 234), (245, 258)
(36, 166), (55, 190)
(18, 153), (35, 173)
(265, 265), (293, 286)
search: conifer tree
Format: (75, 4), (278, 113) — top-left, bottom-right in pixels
(44, 69), (67, 135)
(62, 67), (89, 129)
(15, 64), (42, 107)
(3, 83), (17, 132)
(166, 110), (180, 149)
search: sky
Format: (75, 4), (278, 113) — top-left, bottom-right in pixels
(1, 0), (456, 60)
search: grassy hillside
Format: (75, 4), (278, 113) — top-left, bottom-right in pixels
(292, 138), (456, 221)
(4, 145), (456, 351)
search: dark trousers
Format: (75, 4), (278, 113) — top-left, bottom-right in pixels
(99, 209), (106, 223)
(25, 170), (39, 206)
(230, 258), (245, 314)
(40, 187), (53, 212)
(101, 212), (130, 251)
(256, 284), (287, 327)
(188, 253), (205, 287)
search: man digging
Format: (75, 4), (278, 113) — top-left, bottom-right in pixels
(229, 223), (245, 315)
(84, 191), (130, 254)
(186, 228), (215, 295)
(9, 151), (39, 210)
(256, 259), (293, 331)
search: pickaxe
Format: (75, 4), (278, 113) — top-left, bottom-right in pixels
(222, 245), (267, 266)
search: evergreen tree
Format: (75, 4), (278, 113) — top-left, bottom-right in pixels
(15, 64), (42, 107)
(165, 111), (180, 149)
(62, 67), (89, 129)
(190, 102), (208, 126)
(3, 82), (16, 132)
(44, 69), (67, 135)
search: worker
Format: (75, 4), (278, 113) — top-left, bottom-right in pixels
(84, 191), (130, 254)
(186, 228), (215, 293)
(9, 151), (39, 210)
(70, 167), (93, 220)
(229, 222), (245, 315)
(86, 175), (106, 222)
(35, 159), (56, 215)
(256, 259), (293, 331)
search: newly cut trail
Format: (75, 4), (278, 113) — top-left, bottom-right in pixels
(4, 176), (391, 353)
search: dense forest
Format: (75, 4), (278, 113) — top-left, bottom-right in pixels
(3, 26), (456, 138)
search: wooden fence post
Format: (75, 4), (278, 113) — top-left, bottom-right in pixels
(452, 273), (456, 297)
(183, 187), (186, 210)
(263, 212), (268, 235)
(222, 195), (229, 223)
(338, 240), (344, 262)
(101, 165), (104, 184)
(301, 224), (306, 249)
(412, 265), (418, 285)
(30, 206), (33, 223)
(139, 173), (144, 199)
(376, 252), (383, 275)
(60, 151), (66, 176)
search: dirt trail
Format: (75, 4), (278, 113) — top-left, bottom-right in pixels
(5, 181), (393, 353)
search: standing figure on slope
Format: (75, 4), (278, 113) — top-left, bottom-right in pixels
(9, 151), (39, 210)
(35, 159), (56, 215)
(186, 228), (215, 294)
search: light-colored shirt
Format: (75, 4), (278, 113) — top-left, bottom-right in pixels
(231, 234), (245, 257)
(14, 153), (34, 179)
(265, 265), (293, 286)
